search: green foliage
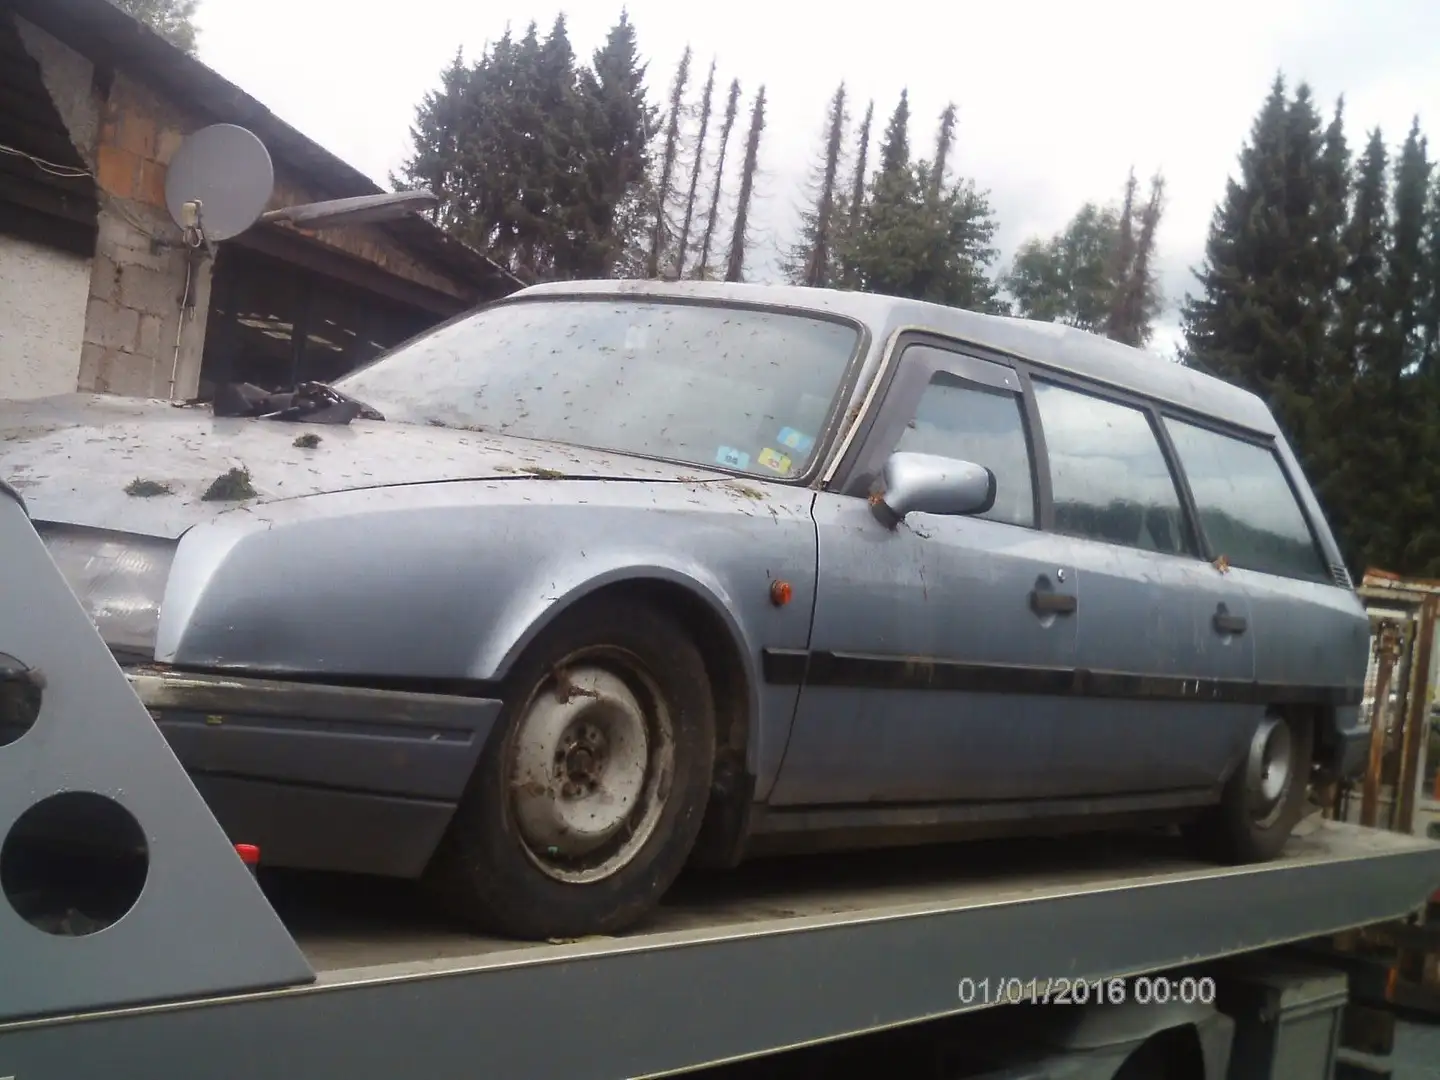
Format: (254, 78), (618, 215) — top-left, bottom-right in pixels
(1182, 73), (1440, 580)
(781, 82), (850, 288)
(109, 0), (199, 55)
(1003, 169), (1166, 345)
(840, 95), (1005, 312)
(1005, 203), (1124, 332)
(396, 13), (653, 281)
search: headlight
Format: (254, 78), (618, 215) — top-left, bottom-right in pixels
(37, 526), (177, 654)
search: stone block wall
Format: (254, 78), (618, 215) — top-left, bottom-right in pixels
(14, 15), (478, 402)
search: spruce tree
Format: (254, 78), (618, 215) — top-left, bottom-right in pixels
(580, 11), (657, 276)
(1389, 119), (1432, 375)
(842, 93), (1003, 311)
(839, 101), (874, 288)
(782, 83), (849, 287)
(725, 86), (767, 282)
(695, 79), (742, 280)
(673, 59), (717, 278)
(647, 48), (693, 278)
(1385, 121), (1438, 571)
(928, 104), (957, 201)
(1423, 178), (1440, 375)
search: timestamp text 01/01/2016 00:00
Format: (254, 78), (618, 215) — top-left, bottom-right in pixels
(957, 975), (1219, 1008)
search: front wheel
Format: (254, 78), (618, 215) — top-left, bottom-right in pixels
(1185, 711), (1313, 864)
(427, 601), (716, 939)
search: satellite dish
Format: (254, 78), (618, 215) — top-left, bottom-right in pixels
(164, 123), (274, 242)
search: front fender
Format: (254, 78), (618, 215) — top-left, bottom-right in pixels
(155, 477), (819, 793)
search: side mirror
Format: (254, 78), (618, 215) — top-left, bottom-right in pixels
(869, 451), (996, 529)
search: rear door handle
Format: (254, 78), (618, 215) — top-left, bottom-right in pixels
(1030, 589), (1077, 616)
(1213, 605), (1247, 635)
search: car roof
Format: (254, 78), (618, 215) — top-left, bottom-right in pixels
(509, 278), (1278, 437)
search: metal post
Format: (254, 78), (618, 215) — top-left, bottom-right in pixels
(1362, 621), (1405, 829)
(1396, 596), (1439, 835)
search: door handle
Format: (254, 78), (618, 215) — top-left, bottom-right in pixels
(1213, 605), (1247, 635)
(1030, 589), (1077, 616)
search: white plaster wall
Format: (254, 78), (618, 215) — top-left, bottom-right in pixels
(0, 234), (90, 400)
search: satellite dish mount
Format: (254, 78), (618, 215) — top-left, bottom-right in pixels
(164, 123), (439, 253)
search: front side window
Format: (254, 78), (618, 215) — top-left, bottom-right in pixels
(334, 298), (861, 479)
(1031, 381), (1194, 556)
(1162, 418), (1329, 582)
(894, 372), (1036, 527)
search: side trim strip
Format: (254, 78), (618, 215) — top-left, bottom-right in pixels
(761, 648), (1362, 707)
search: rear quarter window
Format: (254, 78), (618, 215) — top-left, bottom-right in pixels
(1162, 417), (1331, 583)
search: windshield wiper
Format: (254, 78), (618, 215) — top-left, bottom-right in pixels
(211, 381), (386, 425)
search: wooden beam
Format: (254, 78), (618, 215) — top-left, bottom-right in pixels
(231, 225), (468, 318)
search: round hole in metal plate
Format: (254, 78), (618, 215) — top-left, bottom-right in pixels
(0, 652), (42, 749)
(1, 792), (149, 936)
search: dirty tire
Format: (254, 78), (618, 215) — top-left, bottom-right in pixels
(1184, 711), (1313, 865)
(427, 601), (715, 940)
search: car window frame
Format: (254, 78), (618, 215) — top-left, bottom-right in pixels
(1022, 372), (1203, 560)
(1156, 410), (1334, 584)
(836, 334), (1042, 531)
(334, 292), (874, 491)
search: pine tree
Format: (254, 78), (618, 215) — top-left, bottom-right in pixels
(725, 86), (767, 282)
(781, 82), (849, 288)
(673, 59), (717, 278)
(646, 47), (692, 278)
(695, 79), (742, 280)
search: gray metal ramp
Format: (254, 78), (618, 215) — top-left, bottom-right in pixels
(0, 478), (314, 1024)
(4, 819), (1439, 1080)
(5, 474), (1440, 1079)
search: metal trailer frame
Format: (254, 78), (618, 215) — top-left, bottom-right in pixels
(6, 477), (1440, 1079)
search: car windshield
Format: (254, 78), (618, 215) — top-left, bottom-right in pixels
(335, 297), (861, 479)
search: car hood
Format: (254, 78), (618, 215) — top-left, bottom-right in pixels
(0, 394), (730, 538)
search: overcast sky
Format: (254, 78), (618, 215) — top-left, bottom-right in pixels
(192, 0), (1440, 357)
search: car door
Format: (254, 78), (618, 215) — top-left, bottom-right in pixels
(1156, 416), (1370, 714)
(1026, 378), (1261, 795)
(767, 340), (1086, 807)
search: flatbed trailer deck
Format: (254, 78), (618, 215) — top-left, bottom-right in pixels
(5, 823), (1440, 1078)
(6, 480), (1440, 1079)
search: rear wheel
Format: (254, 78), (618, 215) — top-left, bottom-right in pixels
(427, 601), (716, 939)
(1185, 710), (1313, 863)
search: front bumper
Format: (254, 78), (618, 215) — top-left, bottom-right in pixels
(128, 669), (503, 877)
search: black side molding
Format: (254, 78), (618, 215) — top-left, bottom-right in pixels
(760, 648), (1362, 708)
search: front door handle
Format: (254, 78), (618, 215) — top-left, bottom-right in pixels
(1030, 589), (1077, 616)
(1213, 604), (1247, 635)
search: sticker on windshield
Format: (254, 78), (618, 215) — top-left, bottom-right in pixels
(776, 427), (815, 454)
(715, 446), (750, 469)
(757, 448), (793, 474)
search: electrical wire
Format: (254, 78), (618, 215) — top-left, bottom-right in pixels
(0, 141), (92, 180)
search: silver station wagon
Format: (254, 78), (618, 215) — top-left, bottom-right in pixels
(0, 280), (1372, 939)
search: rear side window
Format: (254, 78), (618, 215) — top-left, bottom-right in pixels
(1162, 418), (1330, 583)
(1031, 381), (1194, 556)
(895, 372), (1036, 528)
